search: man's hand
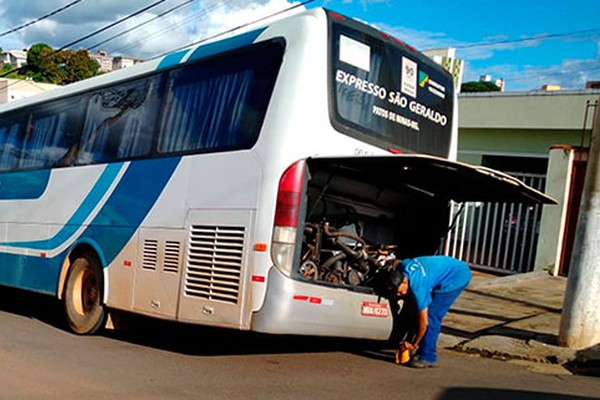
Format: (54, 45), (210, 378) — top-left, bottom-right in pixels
(400, 341), (416, 352)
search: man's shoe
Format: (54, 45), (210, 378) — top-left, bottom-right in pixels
(407, 358), (436, 368)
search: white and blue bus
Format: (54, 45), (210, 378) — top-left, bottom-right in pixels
(0, 8), (553, 338)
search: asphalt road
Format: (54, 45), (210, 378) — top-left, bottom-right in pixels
(1, 286), (599, 400)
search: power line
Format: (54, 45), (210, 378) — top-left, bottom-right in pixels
(453, 27), (600, 50)
(0, 0), (314, 94)
(150, 0), (315, 60)
(490, 64), (600, 84)
(0, 0), (86, 39)
(87, 0), (196, 52)
(0, 0), (596, 96)
(429, 27), (600, 88)
(110, 0), (238, 56)
(55, 0), (171, 52)
(0, 0), (172, 78)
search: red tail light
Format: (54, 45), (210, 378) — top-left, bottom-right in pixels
(329, 11), (346, 21)
(274, 160), (306, 227)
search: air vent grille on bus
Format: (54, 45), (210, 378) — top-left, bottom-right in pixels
(185, 225), (245, 304)
(142, 239), (158, 270)
(142, 238), (181, 273)
(163, 240), (181, 273)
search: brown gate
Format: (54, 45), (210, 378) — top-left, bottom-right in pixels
(558, 147), (588, 276)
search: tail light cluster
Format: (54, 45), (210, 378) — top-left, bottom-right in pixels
(271, 159), (306, 276)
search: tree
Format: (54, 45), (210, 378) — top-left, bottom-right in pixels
(26, 43), (53, 70)
(61, 49), (100, 84)
(24, 43), (53, 81)
(25, 43), (100, 85)
(460, 81), (501, 93)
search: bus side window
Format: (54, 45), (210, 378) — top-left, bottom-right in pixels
(21, 113), (66, 169)
(0, 115), (25, 171)
(77, 76), (160, 165)
(27, 95), (88, 169)
(158, 43), (283, 154)
(114, 77), (162, 159)
(159, 64), (254, 153)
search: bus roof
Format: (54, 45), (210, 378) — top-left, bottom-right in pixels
(0, 7), (447, 115)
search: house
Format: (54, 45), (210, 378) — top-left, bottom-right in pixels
(445, 88), (600, 275)
(457, 89), (599, 173)
(0, 50), (27, 69)
(0, 78), (59, 103)
(89, 50), (114, 73)
(112, 56), (143, 70)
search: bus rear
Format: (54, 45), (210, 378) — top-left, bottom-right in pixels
(251, 9), (552, 340)
(329, 11), (455, 159)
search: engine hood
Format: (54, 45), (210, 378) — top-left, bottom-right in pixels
(306, 154), (557, 205)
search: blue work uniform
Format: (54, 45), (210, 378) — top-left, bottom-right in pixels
(399, 256), (471, 364)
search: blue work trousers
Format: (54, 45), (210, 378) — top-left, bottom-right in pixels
(418, 286), (467, 364)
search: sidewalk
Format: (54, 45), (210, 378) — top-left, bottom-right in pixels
(438, 270), (600, 376)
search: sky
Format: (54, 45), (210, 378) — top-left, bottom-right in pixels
(0, 0), (598, 92)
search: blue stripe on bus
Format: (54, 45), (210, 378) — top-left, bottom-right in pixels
(0, 157), (181, 295)
(0, 169), (50, 200)
(157, 49), (189, 70)
(187, 28), (266, 63)
(155, 28), (265, 71)
(1, 163), (124, 249)
(76, 157), (181, 266)
(0, 251), (65, 295)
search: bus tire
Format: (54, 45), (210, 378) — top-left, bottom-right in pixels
(63, 253), (106, 335)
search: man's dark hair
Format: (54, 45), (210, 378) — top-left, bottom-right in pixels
(372, 269), (404, 300)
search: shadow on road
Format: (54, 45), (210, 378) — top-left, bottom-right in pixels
(439, 388), (598, 400)
(0, 285), (67, 331)
(104, 310), (392, 357)
(0, 284), (392, 357)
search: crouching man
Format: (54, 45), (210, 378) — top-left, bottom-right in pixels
(393, 255), (471, 368)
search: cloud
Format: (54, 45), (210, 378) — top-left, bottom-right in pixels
(372, 23), (450, 51)
(373, 18), (600, 91)
(0, 0), (303, 57)
(373, 22), (543, 64)
(523, 58), (600, 90)
(463, 57), (600, 91)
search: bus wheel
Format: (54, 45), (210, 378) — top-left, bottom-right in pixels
(63, 253), (106, 334)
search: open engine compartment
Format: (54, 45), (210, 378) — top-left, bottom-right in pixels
(283, 155), (555, 295)
(296, 158), (451, 293)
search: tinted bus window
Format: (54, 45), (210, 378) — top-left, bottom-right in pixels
(78, 76), (163, 165)
(0, 42), (283, 171)
(158, 42), (284, 154)
(26, 96), (87, 169)
(329, 19), (454, 157)
(0, 113), (25, 171)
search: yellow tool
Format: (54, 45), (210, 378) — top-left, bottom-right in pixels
(395, 349), (411, 365)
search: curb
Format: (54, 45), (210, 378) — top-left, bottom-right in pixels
(468, 270), (552, 290)
(453, 335), (578, 365)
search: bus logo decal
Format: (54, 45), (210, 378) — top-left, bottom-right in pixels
(419, 70), (429, 88)
(401, 56), (417, 98)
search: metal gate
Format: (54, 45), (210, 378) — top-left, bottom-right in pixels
(444, 173), (546, 274)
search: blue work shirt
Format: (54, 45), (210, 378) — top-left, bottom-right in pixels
(399, 256), (471, 311)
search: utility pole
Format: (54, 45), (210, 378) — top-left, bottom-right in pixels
(558, 95), (600, 349)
